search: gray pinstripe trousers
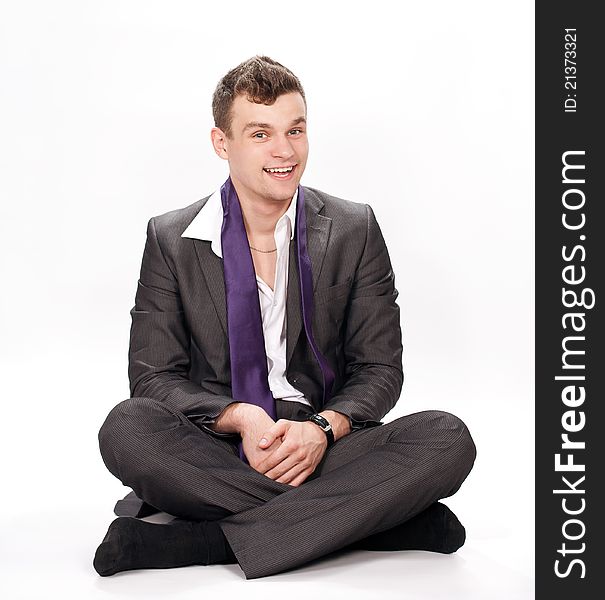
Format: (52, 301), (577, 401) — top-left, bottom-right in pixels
(98, 397), (476, 579)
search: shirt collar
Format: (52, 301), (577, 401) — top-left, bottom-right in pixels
(181, 186), (298, 258)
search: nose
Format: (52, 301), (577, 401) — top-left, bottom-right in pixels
(271, 134), (295, 160)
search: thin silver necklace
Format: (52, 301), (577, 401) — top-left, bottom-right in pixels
(249, 245), (277, 253)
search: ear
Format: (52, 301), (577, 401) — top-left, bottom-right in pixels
(210, 127), (229, 160)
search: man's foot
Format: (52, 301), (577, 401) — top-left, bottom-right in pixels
(93, 517), (236, 576)
(350, 502), (466, 554)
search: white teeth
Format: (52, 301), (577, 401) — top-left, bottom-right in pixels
(265, 166), (293, 173)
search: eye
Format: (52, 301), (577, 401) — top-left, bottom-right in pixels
(253, 132), (268, 139)
(289, 128), (304, 135)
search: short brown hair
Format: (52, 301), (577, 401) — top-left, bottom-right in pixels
(212, 55), (306, 138)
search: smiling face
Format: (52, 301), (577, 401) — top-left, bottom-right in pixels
(211, 92), (308, 206)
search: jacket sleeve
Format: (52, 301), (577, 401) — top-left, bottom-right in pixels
(128, 216), (238, 439)
(321, 204), (404, 431)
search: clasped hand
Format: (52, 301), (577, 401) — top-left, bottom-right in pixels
(243, 418), (328, 487)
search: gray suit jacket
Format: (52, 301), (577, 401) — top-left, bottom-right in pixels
(128, 185), (403, 438)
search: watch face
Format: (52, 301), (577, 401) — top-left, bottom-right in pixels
(311, 415), (331, 430)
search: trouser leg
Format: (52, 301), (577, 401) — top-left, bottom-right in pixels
(218, 410), (477, 579)
(98, 397), (316, 521)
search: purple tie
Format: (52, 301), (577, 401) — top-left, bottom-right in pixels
(220, 176), (335, 463)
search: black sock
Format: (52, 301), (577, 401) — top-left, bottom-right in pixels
(348, 502), (466, 554)
(93, 517), (237, 577)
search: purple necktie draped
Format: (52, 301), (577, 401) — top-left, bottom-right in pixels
(220, 176), (335, 463)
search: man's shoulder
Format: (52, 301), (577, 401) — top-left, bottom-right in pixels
(139, 195), (212, 259)
(303, 187), (371, 240)
(149, 195), (211, 233)
(302, 186), (368, 219)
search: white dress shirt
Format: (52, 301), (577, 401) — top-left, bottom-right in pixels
(181, 187), (311, 407)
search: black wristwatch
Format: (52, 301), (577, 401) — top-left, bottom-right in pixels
(306, 413), (335, 447)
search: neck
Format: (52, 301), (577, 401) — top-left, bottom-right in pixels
(230, 180), (293, 239)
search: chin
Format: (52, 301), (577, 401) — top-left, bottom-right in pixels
(265, 183), (299, 202)
(278, 188), (299, 203)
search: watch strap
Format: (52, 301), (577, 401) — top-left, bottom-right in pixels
(306, 413), (335, 447)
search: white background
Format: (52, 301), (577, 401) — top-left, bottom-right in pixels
(0, 1), (534, 598)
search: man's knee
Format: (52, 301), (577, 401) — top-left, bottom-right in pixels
(390, 410), (477, 471)
(424, 410), (476, 464)
(391, 410), (477, 497)
(423, 411), (477, 491)
(98, 397), (182, 474)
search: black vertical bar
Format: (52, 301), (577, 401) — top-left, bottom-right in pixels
(536, 2), (604, 598)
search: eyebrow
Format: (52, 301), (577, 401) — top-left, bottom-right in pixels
(242, 116), (307, 134)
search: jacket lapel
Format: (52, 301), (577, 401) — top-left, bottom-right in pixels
(193, 238), (228, 338)
(285, 188), (332, 369)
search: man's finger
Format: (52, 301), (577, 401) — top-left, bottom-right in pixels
(275, 461), (308, 485)
(288, 468), (313, 487)
(257, 445), (293, 476)
(258, 419), (288, 448)
(265, 453), (302, 481)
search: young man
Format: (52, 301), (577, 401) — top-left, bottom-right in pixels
(93, 56), (476, 580)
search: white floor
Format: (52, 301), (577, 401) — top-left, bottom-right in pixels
(0, 496), (534, 600)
